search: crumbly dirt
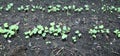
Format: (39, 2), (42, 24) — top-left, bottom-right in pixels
(0, 0), (120, 56)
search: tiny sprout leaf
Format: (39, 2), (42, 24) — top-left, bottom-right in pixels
(32, 28), (38, 34)
(25, 36), (29, 39)
(78, 33), (82, 37)
(42, 33), (46, 37)
(62, 34), (67, 40)
(38, 30), (42, 34)
(75, 30), (79, 34)
(4, 23), (9, 28)
(9, 25), (19, 30)
(118, 34), (120, 37)
(4, 34), (8, 38)
(99, 25), (104, 29)
(50, 22), (55, 26)
(92, 35), (96, 38)
(37, 25), (44, 30)
(56, 5), (61, 7)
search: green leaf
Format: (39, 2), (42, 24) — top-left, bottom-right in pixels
(63, 26), (67, 31)
(8, 35), (12, 38)
(42, 33), (46, 37)
(78, 33), (82, 37)
(45, 26), (48, 30)
(4, 23), (9, 28)
(46, 41), (51, 45)
(117, 7), (120, 12)
(106, 29), (110, 33)
(72, 5), (75, 9)
(32, 28), (38, 34)
(72, 36), (77, 42)
(94, 26), (98, 29)
(25, 36), (29, 38)
(75, 30), (79, 34)
(0, 6), (3, 10)
(9, 25), (19, 30)
(56, 28), (61, 33)
(48, 10), (51, 13)
(56, 25), (60, 28)
(73, 40), (77, 42)
(85, 8), (89, 10)
(38, 30), (42, 34)
(37, 25), (44, 30)
(99, 25), (104, 29)
(3, 29), (9, 33)
(52, 7), (57, 11)
(4, 34), (8, 38)
(84, 5), (89, 8)
(68, 6), (71, 9)
(92, 35), (96, 38)
(17, 7), (21, 11)
(72, 36), (76, 40)
(48, 6), (52, 8)
(56, 5), (61, 7)
(118, 34), (120, 38)
(67, 27), (71, 32)
(64, 6), (68, 10)
(29, 32), (33, 36)
(0, 27), (4, 33)
(54, 33), (58, 36)
(62, 34), (67, 40)
(31, 9), (35, 11)
(9, 30), (15, 35)
(50, 22), (55, 26)
(44, 26), (49, 33)
(91, 29), (97, 34)
(9, 3), (13, 6)
(114, 29), (119, 33)
(49, 27), (55, 33)
(101, 30), (105, 33)
(24, 31), (31, 35)
(20, 5), (24, 9)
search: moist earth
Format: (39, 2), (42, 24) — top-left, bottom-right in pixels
(0, 0), (120, 56)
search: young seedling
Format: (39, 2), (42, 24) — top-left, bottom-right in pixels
(62, 26), (70, 33)
(62, 6), (68, 11)
(17, 5), (24, 11)
(72, 36), (77, 43)
(61, 33), (68, 40)
(47, 5), (61, 13)
(24, 5), (30, 11)
(24, 25), (44, 38)
(0, 23), (19, 38)
(75, 30), (82, 37)
(89, 25), (110, 38)
(5, 3), (14, 11)
(0, 6), (3, 11)
(74, 7), (83, 12)
(114, 29), (120, 38)
(71, 30), (82, 43)
(46, 41), (51, 45)
(24, 22), (71, 41)
(84, 5), (89, 11)
(117, 7), (120, 13)
(49, 22), (55, 34)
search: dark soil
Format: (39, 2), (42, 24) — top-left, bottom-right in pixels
(0, 0), (120, 56)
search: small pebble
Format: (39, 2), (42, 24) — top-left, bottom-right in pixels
(29, 0), (33, 2)
(93, 42), (97, 45)
(28, 42), (32, 47)
(110, 42), (112, 45)
(8, 40), (12, 43)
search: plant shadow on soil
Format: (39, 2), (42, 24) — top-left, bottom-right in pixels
(0, 0), (120, 56)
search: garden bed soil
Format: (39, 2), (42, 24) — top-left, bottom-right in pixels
(0, 0), (120, 56)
